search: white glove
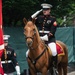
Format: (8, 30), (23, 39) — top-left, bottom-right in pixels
(40, 34), (48, 41)
(31, 9), (43, 18)
(15, 65), (21, 75)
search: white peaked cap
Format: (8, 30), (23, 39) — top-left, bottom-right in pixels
(3, 35), (10, 40)
(41, 3), (52, 9)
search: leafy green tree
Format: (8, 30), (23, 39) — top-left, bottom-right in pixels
(2, 0), (75, 27)
(3, 0), (39, 26)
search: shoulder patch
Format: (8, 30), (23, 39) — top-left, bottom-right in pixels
(53, 21), (57, 26)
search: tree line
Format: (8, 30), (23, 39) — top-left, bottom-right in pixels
(2, 0), (75, 27)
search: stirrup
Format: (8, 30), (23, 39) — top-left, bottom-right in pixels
(53, 67), (59, 75)
(55, 68), (58, 75)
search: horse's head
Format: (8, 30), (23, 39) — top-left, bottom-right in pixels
(23, 18), (38, 48)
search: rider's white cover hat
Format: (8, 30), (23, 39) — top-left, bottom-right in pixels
(41, 3), (52, 9)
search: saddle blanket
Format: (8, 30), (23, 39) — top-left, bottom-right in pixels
(56, 43), (65, 56)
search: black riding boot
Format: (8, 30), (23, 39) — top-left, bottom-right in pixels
(52, 55), (58, 75)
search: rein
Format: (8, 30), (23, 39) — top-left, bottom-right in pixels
(25, 37), (33, 40)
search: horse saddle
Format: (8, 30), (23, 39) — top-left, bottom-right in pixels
(48, 43), (65, 56)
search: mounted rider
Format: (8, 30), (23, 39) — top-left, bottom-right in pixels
(26, 3), (58, 74)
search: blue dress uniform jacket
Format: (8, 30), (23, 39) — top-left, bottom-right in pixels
(1, 46), (18, 73)
(35, 15), (57, 43)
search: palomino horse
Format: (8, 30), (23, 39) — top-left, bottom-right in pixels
(23, 18), (68, 75)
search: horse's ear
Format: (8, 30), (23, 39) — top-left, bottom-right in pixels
(32, 18), (36, 24)
(23, 18), (27, 25)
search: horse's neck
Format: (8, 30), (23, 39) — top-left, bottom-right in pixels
(29, 31), (45, 58)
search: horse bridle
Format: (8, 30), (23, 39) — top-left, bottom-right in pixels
(25, 29), (38, 50)
(25, 29), (36, 40)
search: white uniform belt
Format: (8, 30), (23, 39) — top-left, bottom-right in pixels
(39, 31), (50, 33)
(1, 60), (12, 63)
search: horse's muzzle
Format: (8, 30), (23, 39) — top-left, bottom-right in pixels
(26, 39), (33, 47)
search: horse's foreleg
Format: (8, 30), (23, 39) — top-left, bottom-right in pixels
(42, 72), (48, 75)
(30, 69), (37, 75)
(41, 68), (48, 75)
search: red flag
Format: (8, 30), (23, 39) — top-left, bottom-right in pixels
(0, 0), (4, 57)
(0, 0), (4, 74)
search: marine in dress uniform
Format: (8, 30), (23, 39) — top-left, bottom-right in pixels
(35, 13), (57, 43)
(1, 35), (20, 75)
(30, 3), (58, 74)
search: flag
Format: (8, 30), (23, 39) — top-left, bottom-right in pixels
(0, 0), (4, 74)
(0, 0), (4, 57)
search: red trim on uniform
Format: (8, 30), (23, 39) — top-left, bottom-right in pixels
(53, 21), (57, 26)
